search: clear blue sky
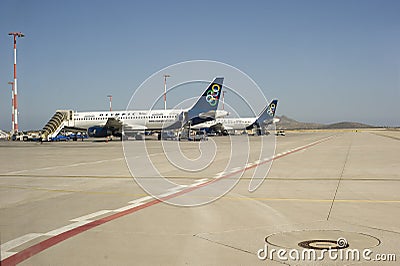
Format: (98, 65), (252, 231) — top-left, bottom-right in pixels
(0, 0), (399, 130)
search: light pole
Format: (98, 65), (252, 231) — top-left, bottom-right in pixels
(163, 74), (170, 110)
(8, 32), (24, 132)
(8, 82), (14, 133)
(107, 95), (112, 112)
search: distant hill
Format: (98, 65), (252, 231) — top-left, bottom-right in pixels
(324, 122), (374, 129)
(276, 115), (374, 130)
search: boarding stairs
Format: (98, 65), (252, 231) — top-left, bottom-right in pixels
(41, 110), (74, 141)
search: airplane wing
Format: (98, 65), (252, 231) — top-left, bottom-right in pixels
(209, 122), (228, 131)
(105, 117), (123, 128)
(106, 118), (148, 131)
(87, 117), (149, 138)
(124, 124), (148, 130)
(222, 125), (234, 130)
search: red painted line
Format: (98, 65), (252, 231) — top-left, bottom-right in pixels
(2, 134), (336, 265)
(2, 199), (162, 266)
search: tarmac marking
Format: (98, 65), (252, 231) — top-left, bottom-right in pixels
(213, 172), (226, 178)
(44, 221), (93, 236)
(1, 233), (42, 259)
(70, 210), (113, 222)
(0, 185), (148, 197)
(230, 167), (243, 173)
(370, 132), (400, 141)
(1, 252), (17, 261)
(0, 174), (132, 179)
(245, 163), (254, 168)
(193, 178), (209, 184)
(1, 134), (336, 265)
(167, 185), (188, 192)
(128, 196), (153, 204)
(157, 191), (182, 198)
(219, 197), (400, 203)
(112, 203), (144, 212)
(3, 158), (123, 175)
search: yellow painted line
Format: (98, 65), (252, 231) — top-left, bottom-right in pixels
(0, 185), (147, 197)
(0, 174), (132, 179)
(234, 177), (400, 181)
(220, 196), (400, 203)
(3, 185), (400, 203)
(0, 174), (214, 179)
(2, 173), (399, 182)
(370, 132), (400, 141)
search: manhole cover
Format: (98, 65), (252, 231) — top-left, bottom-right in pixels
(266, 230), (380, 250)
(298, 239), (349, 250)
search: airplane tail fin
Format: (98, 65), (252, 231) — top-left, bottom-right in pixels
(250, 99), (278, 130)
(258, 99), (278, 121)
(186, 77), (224, 125)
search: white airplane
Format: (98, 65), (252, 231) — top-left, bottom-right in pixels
(69, 77), (226, 139)
(191, 100), (279, 135)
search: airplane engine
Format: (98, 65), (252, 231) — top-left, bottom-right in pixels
(87, 126), (110, 137)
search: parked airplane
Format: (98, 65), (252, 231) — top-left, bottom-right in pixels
(191, 100), (278, 135)
(70, 77), (225, 139)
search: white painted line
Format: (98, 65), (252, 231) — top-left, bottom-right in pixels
(113, 203), (143, 212)
(1, 251), (17, 260)
(67, 158), (122, 168)
(128, 196), (153, 204)
(245, 163), (255, 168)
(3, 169), (29, 174)
(3, 158), (123, 175)
(188, 178), (209, 187)
(44, 221), (92, 236)
(230, 167), (242, 173)
(70, 210), (112, 222)
(148, 152), (165, 157)
(167, 185), (187, 192)
(157, 191), (178, 198)
(1, 233), (42, 253)
(38, 167), (53, 170)
(214, 172), (225, 178)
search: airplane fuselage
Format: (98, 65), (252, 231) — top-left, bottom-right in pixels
(73, 110), (182, 130)
(192, 117), (257, 130)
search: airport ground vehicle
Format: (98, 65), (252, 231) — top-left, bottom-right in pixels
(51, 135), (70, 141)
(276, 130), (286, 136)
(159, 130), (177, 140)
(11, 131), (42, 141)
(189, 130), (208, 141)
(12, 132), (29, 141)
(67, 132), (88, 141)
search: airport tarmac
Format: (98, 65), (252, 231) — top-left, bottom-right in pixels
(0, 130), (399, 265)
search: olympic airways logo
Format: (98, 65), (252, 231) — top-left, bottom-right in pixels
(267, 102), (276, 116)
(205, 84), (221, 106)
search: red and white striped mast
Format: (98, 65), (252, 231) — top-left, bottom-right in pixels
(8, 82), (14, 133)
(107, 95), (112, 112)
(163, 74), (170, 110)
(222, 91), (227, 110)
(8, 32), (24, 133)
